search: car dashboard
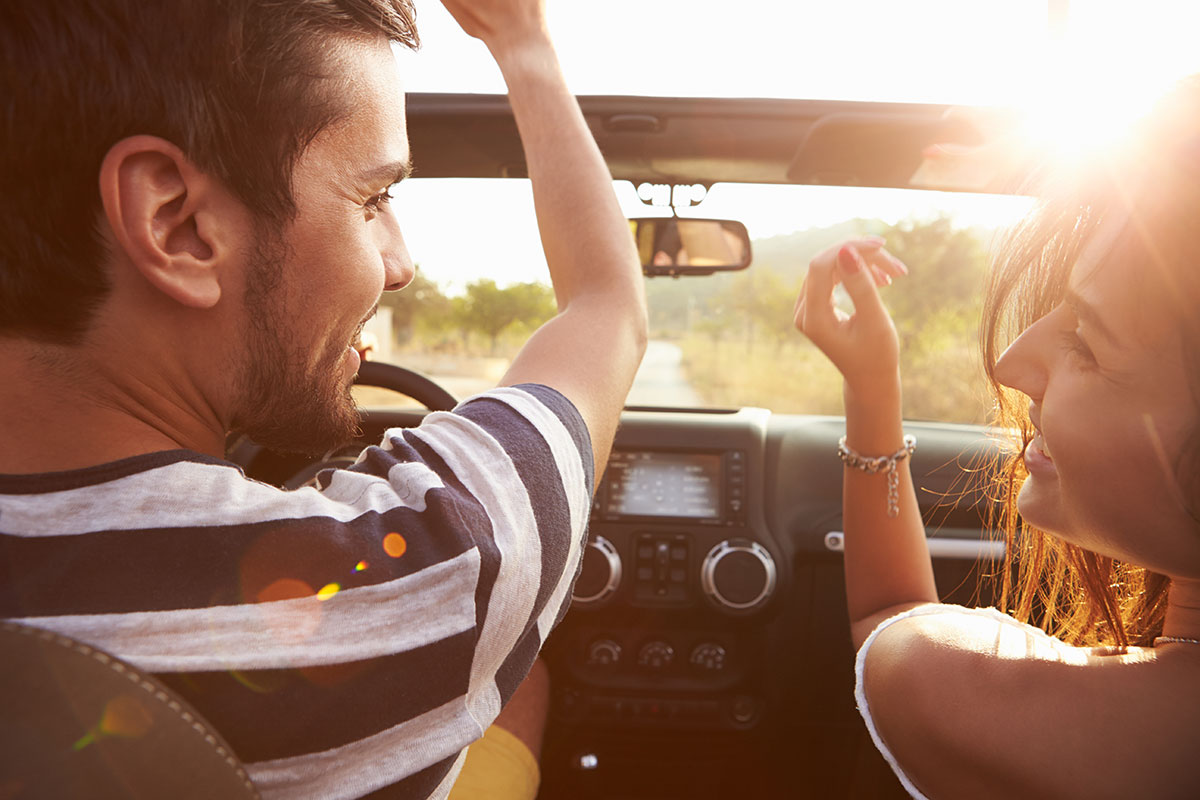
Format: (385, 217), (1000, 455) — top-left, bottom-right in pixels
(540, 406), (1002, 799)
(240, 403), (1004, 799)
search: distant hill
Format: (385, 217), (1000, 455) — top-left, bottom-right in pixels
(748, 218), (886, 281)
(645, 218), (888, 334)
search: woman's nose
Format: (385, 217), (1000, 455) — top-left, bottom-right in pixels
(993, 313), (1051, 400)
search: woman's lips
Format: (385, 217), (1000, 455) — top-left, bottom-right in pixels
(1024, 433), (1055, 476)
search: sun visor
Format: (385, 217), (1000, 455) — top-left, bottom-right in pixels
(785, 112), (983, 190)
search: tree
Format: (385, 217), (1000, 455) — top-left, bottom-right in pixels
(461, 279), (557, 354)
(877, 216), (990, 333)
(378, 270), (450, 346)
(876, 216), (993, 423)
(726, 268), (796, 353)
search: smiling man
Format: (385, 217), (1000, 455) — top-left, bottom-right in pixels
(0, 1), (646, 798)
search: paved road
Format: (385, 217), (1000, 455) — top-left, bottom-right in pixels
(625, 340), (703, 407)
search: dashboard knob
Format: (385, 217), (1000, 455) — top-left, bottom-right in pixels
(700, 539), (777, 613)
(586, 639), (622, 666)
(572, 536), (622, 607)
(689, 642), (727, 672)
(637, 641), (675, 670)
(730, 694), (759, 726)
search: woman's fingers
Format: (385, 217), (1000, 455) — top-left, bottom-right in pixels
(828, 237), (908, 279)
(869, 263), (891, 287)
(794, 245), (838, 333)
(878, 249), (909, 276)
(863, 247), (908, 279)
(835, 245), (889, 322)
(793, 239), (905, 388)
(796, 239), (909, 336)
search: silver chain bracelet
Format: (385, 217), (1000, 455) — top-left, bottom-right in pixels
(836, 435), (916, 518)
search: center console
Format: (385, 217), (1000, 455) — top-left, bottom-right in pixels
(545, 408), (786, 748)
(577, 447), (774, 613)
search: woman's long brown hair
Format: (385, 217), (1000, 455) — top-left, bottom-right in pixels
(976, 80), (1200, 646)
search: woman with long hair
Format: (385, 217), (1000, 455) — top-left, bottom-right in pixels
(794, 81), (1200, 798)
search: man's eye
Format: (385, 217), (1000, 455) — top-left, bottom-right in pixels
(364, 188), (395, 217)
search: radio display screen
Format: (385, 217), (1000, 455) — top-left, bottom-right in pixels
(605, 451), (721, 519)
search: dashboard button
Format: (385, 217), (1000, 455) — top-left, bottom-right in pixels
(633, 533), (691, 603)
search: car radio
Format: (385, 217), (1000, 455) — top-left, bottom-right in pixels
(577, 447), (777, 615)
(591, 448), (747, 526)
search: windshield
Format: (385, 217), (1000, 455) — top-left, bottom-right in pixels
(353, 0), (1200, 421)
(356, 179), (1031, 423)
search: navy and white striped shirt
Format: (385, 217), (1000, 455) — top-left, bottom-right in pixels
(0, 384), (593, 799)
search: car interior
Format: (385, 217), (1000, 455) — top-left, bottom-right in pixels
(220, 92), (1018, 799)
(9, 3), (1199, 797)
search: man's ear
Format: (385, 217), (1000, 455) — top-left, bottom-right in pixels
(98, 136), (243, 309)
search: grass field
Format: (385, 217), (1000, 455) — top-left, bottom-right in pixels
(676, 329), (991, 423)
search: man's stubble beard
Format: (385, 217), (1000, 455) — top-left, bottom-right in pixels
(230, 231), (362, 457)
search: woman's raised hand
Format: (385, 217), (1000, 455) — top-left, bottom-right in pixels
(793, 238), (909, 393)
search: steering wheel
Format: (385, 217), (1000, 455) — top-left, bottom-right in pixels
(354, 360), (458, 412)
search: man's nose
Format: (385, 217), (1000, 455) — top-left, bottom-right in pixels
(378, 214), (414, 292)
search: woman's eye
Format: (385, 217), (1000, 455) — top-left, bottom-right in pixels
(1060, 329), (1097, 367)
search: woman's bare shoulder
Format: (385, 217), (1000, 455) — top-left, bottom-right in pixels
(862, 607), (1199, 799)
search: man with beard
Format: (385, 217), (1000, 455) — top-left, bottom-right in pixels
(0, 0), (647, 798)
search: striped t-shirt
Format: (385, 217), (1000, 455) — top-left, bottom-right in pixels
(0, 384), (594, 799)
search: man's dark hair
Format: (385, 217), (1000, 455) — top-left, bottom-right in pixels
(0, 0), (418, 344)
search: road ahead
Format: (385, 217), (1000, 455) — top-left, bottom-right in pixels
(625, 340), (703, 407)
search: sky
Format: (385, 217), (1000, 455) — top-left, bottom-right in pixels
(390, 0), (1200, 291)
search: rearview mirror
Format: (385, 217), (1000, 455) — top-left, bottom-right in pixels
(630, 218), (752, 277)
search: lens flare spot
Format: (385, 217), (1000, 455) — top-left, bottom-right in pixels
(101, 695), (154, 738)
(229, 670), (284, 694)
(256, 578), (314, 604)
(354, 560), (369, 572)
(298, 658), (373, 688)
(254, 578), (322, 643)
(317, 583), (340, 601)
(74, 694), (154, 751)
(383, 533), (407, 558)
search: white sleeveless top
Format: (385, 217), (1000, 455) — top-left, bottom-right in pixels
(854, 604), (1076, 799)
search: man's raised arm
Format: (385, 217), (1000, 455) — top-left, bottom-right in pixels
(439, 0), (649, 476)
